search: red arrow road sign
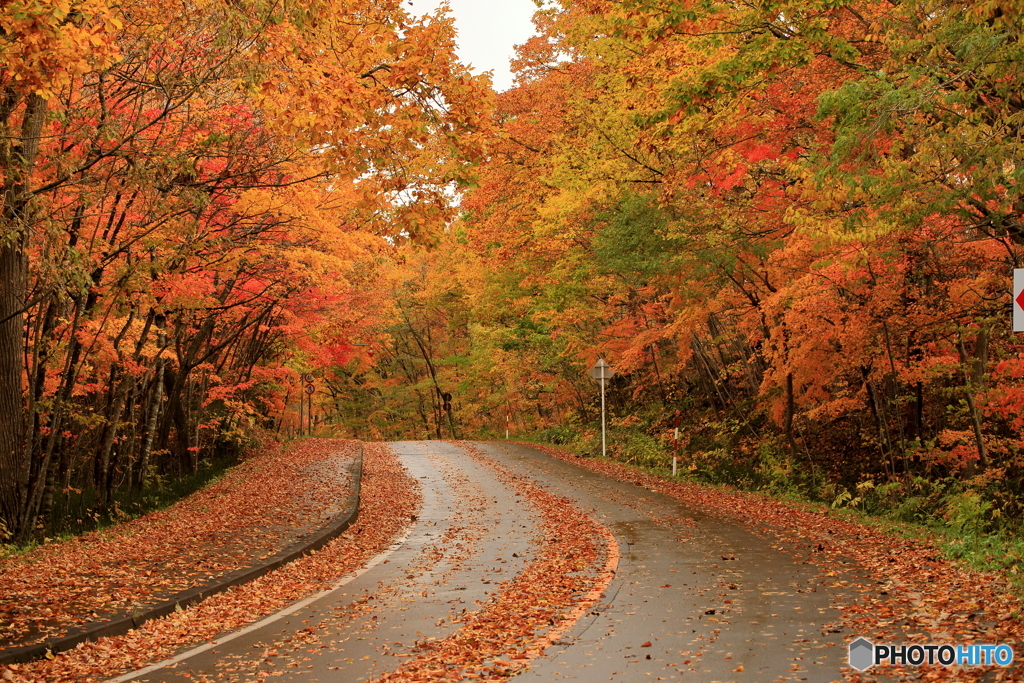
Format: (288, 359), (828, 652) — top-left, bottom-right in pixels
(1016, 269), (1024, 332)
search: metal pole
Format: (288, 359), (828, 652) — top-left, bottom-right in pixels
(505, 412), (509, 440)
(299, 392), (304, 437)
(601, 375), (607, 459)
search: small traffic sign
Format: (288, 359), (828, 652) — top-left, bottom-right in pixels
(304, 384), (315, 394)
(303, 373), (314, 383)
(588, 359), (615, 387)
(1016, 269), (1024, 332)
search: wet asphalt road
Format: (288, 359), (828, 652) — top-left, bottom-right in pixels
(110, 441), (860, 683)
(480, 442), (855, 683)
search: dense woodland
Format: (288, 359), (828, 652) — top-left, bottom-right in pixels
(3, 0), (1024, 542)
(0, 0), (489, 541)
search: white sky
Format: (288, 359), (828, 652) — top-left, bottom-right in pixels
(406, 0), (539, 92)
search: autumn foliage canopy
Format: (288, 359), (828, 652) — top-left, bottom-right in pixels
(335, 0), (1024, 529)
(4, 0), (1024, 540)
(0, 0), (490, 540)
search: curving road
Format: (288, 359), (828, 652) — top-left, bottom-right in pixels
(110, 441), (860, 683)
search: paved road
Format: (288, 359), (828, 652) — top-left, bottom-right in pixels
(111, 441), (861, 682)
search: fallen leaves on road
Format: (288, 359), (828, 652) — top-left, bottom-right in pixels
(1, 439), (359, 650)
(3, 442), (419, 683)
(518, 442), (1024, 682)
(368, 441), (618, 683)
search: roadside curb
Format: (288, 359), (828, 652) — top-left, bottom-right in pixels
(0, 444), (363, 666)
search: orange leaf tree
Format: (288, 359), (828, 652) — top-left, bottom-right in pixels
(0, 0), (491, 540)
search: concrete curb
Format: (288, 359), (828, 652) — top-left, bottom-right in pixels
(0, 445), (363, 666)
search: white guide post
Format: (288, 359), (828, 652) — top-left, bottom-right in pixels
(588, 359), (615, 459)
(673, 426), (678, 476)
(672, 409), (681, 477)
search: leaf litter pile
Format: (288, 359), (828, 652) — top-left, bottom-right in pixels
(1, 441), (420, 683)
(1, 440), (358, 650)
(517, 442), (1023, 682)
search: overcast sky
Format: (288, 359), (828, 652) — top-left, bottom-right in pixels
(406, 0), (539, 92)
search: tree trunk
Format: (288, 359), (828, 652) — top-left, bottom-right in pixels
(0, 92), (47, 540)
(862, 366), (896, 477)
(957, 332), (990, 474)
(136, 345), (166, 491)
(96, 374), (134, 510)
(785, 372), (798, 460)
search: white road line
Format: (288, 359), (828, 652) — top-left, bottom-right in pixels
(105, 528), (413, 683)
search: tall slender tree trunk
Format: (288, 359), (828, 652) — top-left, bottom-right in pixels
(862, 366), (896, 478)
(0, 92), (47, 540)
(96, 374), (134, 510)
(38, 445), (60, 529)
(136, 338), (166, 491)
(958, 331), (990, 475)
(402, 316), (445, 439)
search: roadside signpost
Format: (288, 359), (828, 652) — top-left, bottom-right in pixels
(296, 343), (373, 438)
(588, 359), (615, 459)
(673, 410), (682, 476)
(1015, 270), (1024, 332)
